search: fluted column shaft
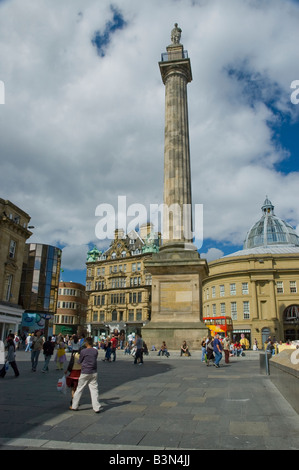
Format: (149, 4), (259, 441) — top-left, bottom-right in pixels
(159, 46), (193, 248)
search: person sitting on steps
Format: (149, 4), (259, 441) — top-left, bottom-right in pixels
(180, 340), (191, 357)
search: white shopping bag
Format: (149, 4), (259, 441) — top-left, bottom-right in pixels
(57, 375), (67, 394)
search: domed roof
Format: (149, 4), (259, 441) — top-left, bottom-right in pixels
(86, 246), (101, 262)
(243, 197), (299, 249)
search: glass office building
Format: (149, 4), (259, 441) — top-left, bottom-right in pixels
(19, 244), (62, 333)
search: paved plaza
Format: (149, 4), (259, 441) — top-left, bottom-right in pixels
(0, 348), (298, 451)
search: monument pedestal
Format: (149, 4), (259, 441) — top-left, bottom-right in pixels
(143, 248), (209, 350)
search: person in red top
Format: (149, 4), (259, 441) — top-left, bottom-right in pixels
(110, 334), (118, 362)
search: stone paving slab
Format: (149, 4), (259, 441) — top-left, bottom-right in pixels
(0, 349), (298, 452)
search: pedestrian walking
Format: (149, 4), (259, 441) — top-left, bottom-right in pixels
(201, 338), (207, 362)
(133, 334), (144, 365)
(110, 334), (118, 362)
(69, 337), (103, 413)
(55, 339), (67, 370)
(222, 335), (230, 364)
(103, 337), (112, 362)
(1, 334), (19, 377)
(213, 334), (223, 368)
(25, 334), (33, 352)
(42, 336), (55, 372)
(65, 351), (82, 406)
(206, 337), (214, 366)
(31, 330), (44, 371)
(70, 334), (80, 352)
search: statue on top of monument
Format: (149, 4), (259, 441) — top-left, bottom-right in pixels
(171, 23), (182, 45)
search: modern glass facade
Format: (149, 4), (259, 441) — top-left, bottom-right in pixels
(19, 244), (62, 313)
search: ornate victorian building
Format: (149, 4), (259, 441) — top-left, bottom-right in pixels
(85, 223), (160, 339)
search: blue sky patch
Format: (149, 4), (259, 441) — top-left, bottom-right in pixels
(92, 5), (127, 57)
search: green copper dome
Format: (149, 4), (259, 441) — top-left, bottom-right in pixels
(243, 198), (299, 249)
(86, 246), (101, 262)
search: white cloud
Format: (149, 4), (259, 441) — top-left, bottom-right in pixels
(200, 247), (224, 262)
(0, 0), (299, 273)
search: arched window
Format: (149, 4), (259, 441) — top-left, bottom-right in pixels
(283, 305), (299, 323)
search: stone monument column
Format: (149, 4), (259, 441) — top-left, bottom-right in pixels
(143, 25), (208, 350)
(159, 24), (194, 249)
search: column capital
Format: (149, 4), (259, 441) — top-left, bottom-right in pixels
(159, 57), (192, 85)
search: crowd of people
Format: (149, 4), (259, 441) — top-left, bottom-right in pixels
(2, 329), (296, 383)
(201, 334), (252, 368)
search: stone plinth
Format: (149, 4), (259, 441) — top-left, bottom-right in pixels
(143, 249), (209, 350)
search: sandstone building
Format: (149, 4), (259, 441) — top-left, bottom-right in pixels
(85, 224), (160, 339)
(0, 199), (32, 340)
(202, 198), (299, 347)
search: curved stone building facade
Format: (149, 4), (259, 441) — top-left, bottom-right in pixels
(202, 199), (299, 347)
(55, 281), (88, 336)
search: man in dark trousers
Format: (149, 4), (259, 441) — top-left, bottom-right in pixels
(133, 334), (144, 365)
(42, 336), (55, 372)
(213, 334), (223, 368)
(70, 337), (102, 413)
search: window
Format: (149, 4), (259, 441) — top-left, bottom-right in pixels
(243, 301), (250, 319)
(212, 286), (216, 298)
(9, 240), (16, 259)
(93, 311), (98, 322)
(136, 309), (142, 321)
(132, 263), (136, 272)
(100, 312), (105, 322)
(277, 281), (284, 294)
(137, 262), (141, 271)
(206, 288), (209, 300)
(128, 309), (134, 321)
(290, 281), (297, 293)
(220, 303), (226, 314)
(242, 282), (249, 295)
(86, 281), (92, 291)
(212, 304), (216, 316)
(231, 302), (237, 320)
(61, 315), (74, 324)
(145, 275), (152, 285)
(112, 310), (117, 321)
(230, 283), (236, 296)
(4, 274), (13, 301)
(220, 285), (225, 297)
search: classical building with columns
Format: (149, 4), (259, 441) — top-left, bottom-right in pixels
(202, 198), (299, 347)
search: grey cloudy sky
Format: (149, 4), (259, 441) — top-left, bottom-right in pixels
(0, 0), (299, 278)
